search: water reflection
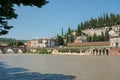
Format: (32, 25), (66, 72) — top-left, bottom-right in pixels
(0, 62), (76, 80)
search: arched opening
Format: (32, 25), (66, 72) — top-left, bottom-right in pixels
(18, 49), (23, 53)
(96, 49), (99, 55)
(6, 48), (15, 54)
(0, 49), (3, 54)
(99, 50), (101, 55)
(102, 50), (105, 55)
(93, 50), (95, 55)
(106, 49), (109, 55)
(115, 42), (119, 48)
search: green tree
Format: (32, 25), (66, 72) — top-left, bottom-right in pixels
(61, 27), (64, 36)
(0, 0), (49, 35)
(57, 35), (64, 46)
(67, 27), (71, 35)
(77, 25), (82, 36)
(70, 35), (75, 43)
(92, 33), (98, 42)
(101, 31), (105, 41)
(87, 36), (92, 42)
(104, 29), (109, 41)
(79, 13), (120, 30)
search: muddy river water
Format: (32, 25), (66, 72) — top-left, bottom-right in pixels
(0, 54), (120, 80)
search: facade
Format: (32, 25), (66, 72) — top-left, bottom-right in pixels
(25, 38), (56, 48)
(74, 36), (87, 43)
(82, 27), (108, 36)
(109, 30), (120, 47)
(82, 25), (120, 36)
(0, 43), (8, 46)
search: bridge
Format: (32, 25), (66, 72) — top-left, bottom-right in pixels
(0, 46), (26, 54)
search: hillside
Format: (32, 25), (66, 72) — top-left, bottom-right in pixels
(57, 13), (120, 46)
(0, 38), (27, 46)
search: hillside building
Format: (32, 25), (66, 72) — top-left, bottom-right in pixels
(82, 25), (120, 36)
(109, 30), (120, 47)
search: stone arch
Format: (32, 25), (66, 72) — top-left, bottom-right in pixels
(98, 49), (102, 55)
(17, 48), (26, 53)
(17, 49), (23, 53)
(102, 49), (105, 55)
(92, 47), (110, 56)
(96, 49), (99, 55)
(106, 49), (109, 55)
(0, 49), (3, 54)
(93, 50), (95, 55)
(4, 48), (15, 54)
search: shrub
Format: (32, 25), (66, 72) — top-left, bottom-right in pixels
(70, 48), (80, 53)
(57, 48), (80, 53)
(38, 49), (51, 54)
(58, 48), (69, 53)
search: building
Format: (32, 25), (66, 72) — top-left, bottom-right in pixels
(24, 38), (56, 48)
(0, 43), (8, 46)
(109, 30), (120, 47)
(82, 25), (120, 36)
(82, 27), (108, 36)
(74, 36), (87, 43)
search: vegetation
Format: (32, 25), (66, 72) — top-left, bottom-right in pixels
(37, 48), (51, 54)
(76, 13), (120, 42)
(57, 13), (120, 46)
(58, 48), (80, 53)
(57, 27), (75, 46)
(77, 13), (120, 33)
(70, 48), (80, 53)
(58, 48), (69, 53)
(57, 35), (64, 46)
(0, 0), (49, 35)
(0, 38), (25, 46)
(86, 29), (110, 42)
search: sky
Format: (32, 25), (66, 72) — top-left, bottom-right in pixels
(1, 0), (120, 40)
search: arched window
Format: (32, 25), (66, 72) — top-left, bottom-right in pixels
(115, 42), (119, 47)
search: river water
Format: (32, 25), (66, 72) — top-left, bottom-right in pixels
(0, 54), (120, 80)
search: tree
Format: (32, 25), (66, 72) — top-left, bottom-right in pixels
(104, 29), (109, 41)
(61, 27), (64, 36)
(92, 33), (98, 42)
(69, 35), (75, 43)
(0, 0), (49, 35)
(101, 31), (105, 41)
(87, 36), (92, 42)
(57, 35), (64, 46)
(67, 27), (71, 35)
(77, 24), (83, 36)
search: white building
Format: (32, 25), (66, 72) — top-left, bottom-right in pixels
(25, 38), (56, 48)
(109, 30), (120, 47)
(82, 27), (108, 36)
(74, 36), (87, 43)
(82, 25), (120, 36)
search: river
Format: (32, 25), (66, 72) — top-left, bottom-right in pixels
(0, 54), (120, 80)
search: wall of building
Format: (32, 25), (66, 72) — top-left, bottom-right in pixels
(25, 38), (56, 48)
(82, 26), (120, 36)
(110, 37), (120, 47)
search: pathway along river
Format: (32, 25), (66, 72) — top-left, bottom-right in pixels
(0, 54), (120, 80)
